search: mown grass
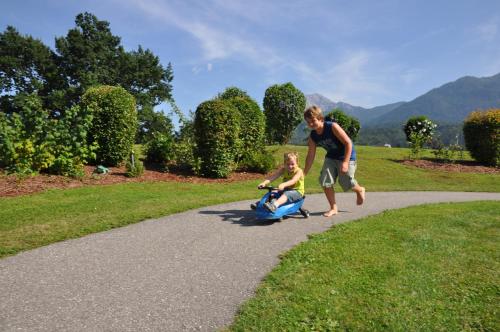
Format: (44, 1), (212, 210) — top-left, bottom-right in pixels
(0, 145), (498, 258)
(228, 201), (500, 331)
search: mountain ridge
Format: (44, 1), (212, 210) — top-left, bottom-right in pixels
(291, 72), (500, 145)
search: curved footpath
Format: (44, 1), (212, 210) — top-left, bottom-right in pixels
(1, 192), (499, 331)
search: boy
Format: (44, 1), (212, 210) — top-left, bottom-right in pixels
(253, 152), (305, 212)
(303, 105), (365, 217)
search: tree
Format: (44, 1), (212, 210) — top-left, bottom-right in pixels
(55, 12), (174, 139)
(263, 82), (306, 144)
(137, 105), (174, 143)
(326, 108), (361, 141)
(0, 26), (65, 114)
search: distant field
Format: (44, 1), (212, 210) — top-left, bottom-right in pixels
(0, 145), (498, 258)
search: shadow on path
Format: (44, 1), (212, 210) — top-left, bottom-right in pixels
(198, 209), (278, 226)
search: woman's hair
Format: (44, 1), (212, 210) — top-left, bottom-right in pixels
(304, 105), (324, 121)
(284, 151), (299, 164)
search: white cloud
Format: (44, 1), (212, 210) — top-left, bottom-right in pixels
(207, 63), (213, 71)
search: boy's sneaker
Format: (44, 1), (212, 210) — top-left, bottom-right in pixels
(250, 202), (258, 210)
(264, 201), (277, 212)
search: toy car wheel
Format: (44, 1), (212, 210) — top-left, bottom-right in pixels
(300, 208), (310, 218)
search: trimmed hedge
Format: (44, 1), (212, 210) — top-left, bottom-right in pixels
(194, 99), (240, 178)
(263, 82), (306, 145)
(82, 85), (137, 166)
(463, 109), (499, 166)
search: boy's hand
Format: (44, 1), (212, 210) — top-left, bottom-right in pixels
(341, 161), (349, 173)
(258, 181), (267, 188)
(278, 183), (286, 191)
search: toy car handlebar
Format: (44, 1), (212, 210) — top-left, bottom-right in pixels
(257, 185), (278, 191)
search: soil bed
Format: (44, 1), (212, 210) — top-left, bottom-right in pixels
(1, 160), (497, 198)
(401, 159), (499, 174)
(0, 165), (263, 198)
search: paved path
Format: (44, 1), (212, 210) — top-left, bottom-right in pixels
(1, 192), (499, 331)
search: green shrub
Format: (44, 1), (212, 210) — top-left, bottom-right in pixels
(0, 94), (96, 177)
(325, 108), (361, 141)
(217, 86), (251, 100)
(239, 150), (276, 173)
(403, 116), (437, 143)
(170, 141), (199, 173)
(463, 109), (499, 166)
(145, 132), (174, 164)
(263, 82), (306, 145)
(220, 94), (265, 167)
(46, 105), (97, 177)
(82, 85), (137, 166)
(194, 99), (240, 178)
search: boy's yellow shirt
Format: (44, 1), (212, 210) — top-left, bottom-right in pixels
(282, 167), (305, 196)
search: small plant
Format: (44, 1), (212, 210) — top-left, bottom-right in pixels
(125, 150), (144, 177)
(404, 116), (437, 159)
(432, 141), (464, 163)
(408, 132), (425, 160)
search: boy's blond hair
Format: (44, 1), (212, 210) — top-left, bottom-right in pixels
(284, 152), (299, 164)
(304, 105), (324, 121)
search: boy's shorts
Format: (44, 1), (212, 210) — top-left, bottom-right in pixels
(279, 190), (303, 203)
(319, 158), (358, 191)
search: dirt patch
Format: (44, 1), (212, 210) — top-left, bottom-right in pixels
(0, 165), (264, 198)
(400, 159), (499, 174)
(2, 160), (497, 198)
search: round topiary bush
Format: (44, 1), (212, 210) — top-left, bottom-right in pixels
(81, 85), (137, 166)
(217, 86), (252, 100)
(263, 82), (306, 145)
(463, 109), (499, 166)
(194, 99), (240, 178)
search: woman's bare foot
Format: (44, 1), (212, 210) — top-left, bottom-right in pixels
(356, 187), (365, 205)
(323, 209), (338, 217)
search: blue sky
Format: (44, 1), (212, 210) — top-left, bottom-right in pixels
(2, 0), (500, 122)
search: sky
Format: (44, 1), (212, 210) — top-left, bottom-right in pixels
(2, 0), (500, 124)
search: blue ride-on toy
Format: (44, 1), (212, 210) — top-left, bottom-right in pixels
(251, 186), (309, 220)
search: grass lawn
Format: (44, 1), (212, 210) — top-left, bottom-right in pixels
(0, 145), (498, 258)
(228, 201), (500, 331)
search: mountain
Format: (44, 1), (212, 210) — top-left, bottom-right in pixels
(369, 73), (500, 126)
(304, 93), (403, 125)
(291, 72), (500, 146)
